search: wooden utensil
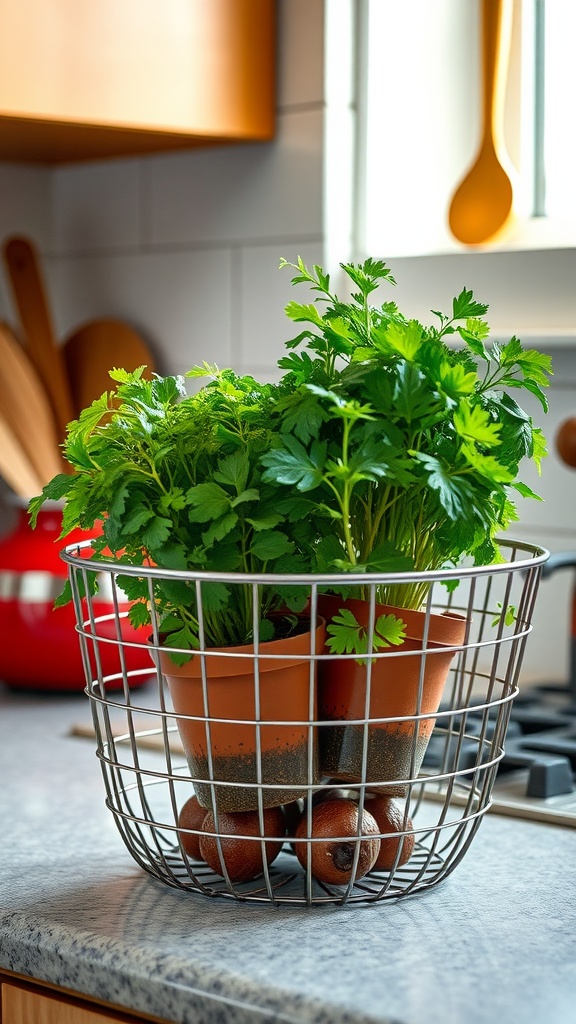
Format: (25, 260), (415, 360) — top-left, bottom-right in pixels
(0, 321), (66, 485)
(0, 413), (44, 498)
(448, 0), (514, 245)
(2, 235), (75, 439)
(69, 721), (184, 754)
(63, 318), (156, 416)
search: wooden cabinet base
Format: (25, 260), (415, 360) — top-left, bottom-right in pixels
(1, 973), (169, 1024)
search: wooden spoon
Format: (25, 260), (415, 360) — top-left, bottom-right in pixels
(0, 413), (44, 499)
(0, 322), (66, 485)
(448, 0), (514, 245)
(2, 235), (75, 439)
(63, 318), (156, 416)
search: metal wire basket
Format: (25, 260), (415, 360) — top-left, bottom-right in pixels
(63, 537), (547, 907)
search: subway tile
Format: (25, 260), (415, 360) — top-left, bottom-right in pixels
(386, 249), (576, 331)
(0, 163), (51, 323)
(276, 0), (325, 110)
(506, 525), (576, 687)
(50, 158), (142, 255)
(0, 162), (51, 250)
(48, 248), (232, 376)
(142, 109), (324, 247)
(236, 241), (324, 373)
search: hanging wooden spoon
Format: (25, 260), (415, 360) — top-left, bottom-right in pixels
(448, 0), (514, 246)
(0, 413), (44, 499)
(0, 322), (67, 484)
(63, 318), (156, 416)
(2, 235), (75, 440)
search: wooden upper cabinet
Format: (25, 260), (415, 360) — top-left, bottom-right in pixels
(0, 0), (276, 162)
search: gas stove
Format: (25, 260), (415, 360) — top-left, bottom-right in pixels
(483, 682), (576, 827)
(428, 546), (576, 829)
(423, 679), (576, 828)
(485, 549), (576, 827)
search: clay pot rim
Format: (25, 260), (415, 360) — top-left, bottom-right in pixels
(317, 595), (467, 648)
(378, 603), (467, 647)
(156, 618), (326, 679)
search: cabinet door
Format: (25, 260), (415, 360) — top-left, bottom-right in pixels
(2, 980), (143, 1024)
(0, 0), (275, 162)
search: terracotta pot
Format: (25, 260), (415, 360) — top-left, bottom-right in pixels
(317, 595), (467, 792)
(158, 619), (326, 813)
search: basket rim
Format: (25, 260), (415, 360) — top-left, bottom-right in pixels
(60, 536), (550, 587)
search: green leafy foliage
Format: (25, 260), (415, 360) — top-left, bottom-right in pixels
(263, 257), (553, 609)
(31, 367), (313, 652)
(491, 603), (518, 628)
(30, 256), (552, 658)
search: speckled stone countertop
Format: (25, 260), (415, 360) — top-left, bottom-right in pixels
(1, 682), (575, 1024)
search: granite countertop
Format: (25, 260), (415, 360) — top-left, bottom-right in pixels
(1, 682), (575, 1024)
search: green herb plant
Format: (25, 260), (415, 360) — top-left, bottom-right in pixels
(29, 257), (552, 662)
(260, 257), (553, 655)
(29, 367), (310, 661)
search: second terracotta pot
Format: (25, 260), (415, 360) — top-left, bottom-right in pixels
(158, 620), (326, 813)
(317, 596), (467, 792)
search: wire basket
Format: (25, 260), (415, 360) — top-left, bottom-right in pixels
(63, 537), (547, 907)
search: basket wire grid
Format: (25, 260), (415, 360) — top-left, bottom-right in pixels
(63, 537), (547, 906)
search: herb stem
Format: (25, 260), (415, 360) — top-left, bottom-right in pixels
(340, 418), (357, 565)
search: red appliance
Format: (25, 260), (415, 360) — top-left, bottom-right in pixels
(0, 504), (153, 691)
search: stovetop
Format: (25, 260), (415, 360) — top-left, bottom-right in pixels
(423, 680), (576, 828)
(482, 682), (576, 827)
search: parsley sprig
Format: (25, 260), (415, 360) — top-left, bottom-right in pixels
(30, 367), (310, 658)
(261, 257), (552, 648)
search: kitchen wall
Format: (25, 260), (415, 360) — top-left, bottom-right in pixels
(0, 0), (574, 684)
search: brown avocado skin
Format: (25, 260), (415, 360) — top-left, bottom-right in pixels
(366, 795), (415, 871)
(294, 798), (380, 885)
(177, 795), (208, 860)
(200, 807), (286, 882)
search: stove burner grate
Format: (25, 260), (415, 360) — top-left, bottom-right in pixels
(424, 684), (576, 820)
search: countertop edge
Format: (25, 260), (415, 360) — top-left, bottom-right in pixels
(0, 908), (395, 1024)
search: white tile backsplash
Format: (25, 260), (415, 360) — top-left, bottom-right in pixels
(51, 158), (142, 255)
(386, 249), (576, 332)
(505, 526), (575, 688)
(141, 109), (324, 248)
(49, 247), (233, 375)
(237, 241), (324, 375)
(0, 162), (51, 248)
(0, 162), (52, 320)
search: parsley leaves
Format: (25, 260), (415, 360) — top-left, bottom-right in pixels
(30, 258), (553, 658)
